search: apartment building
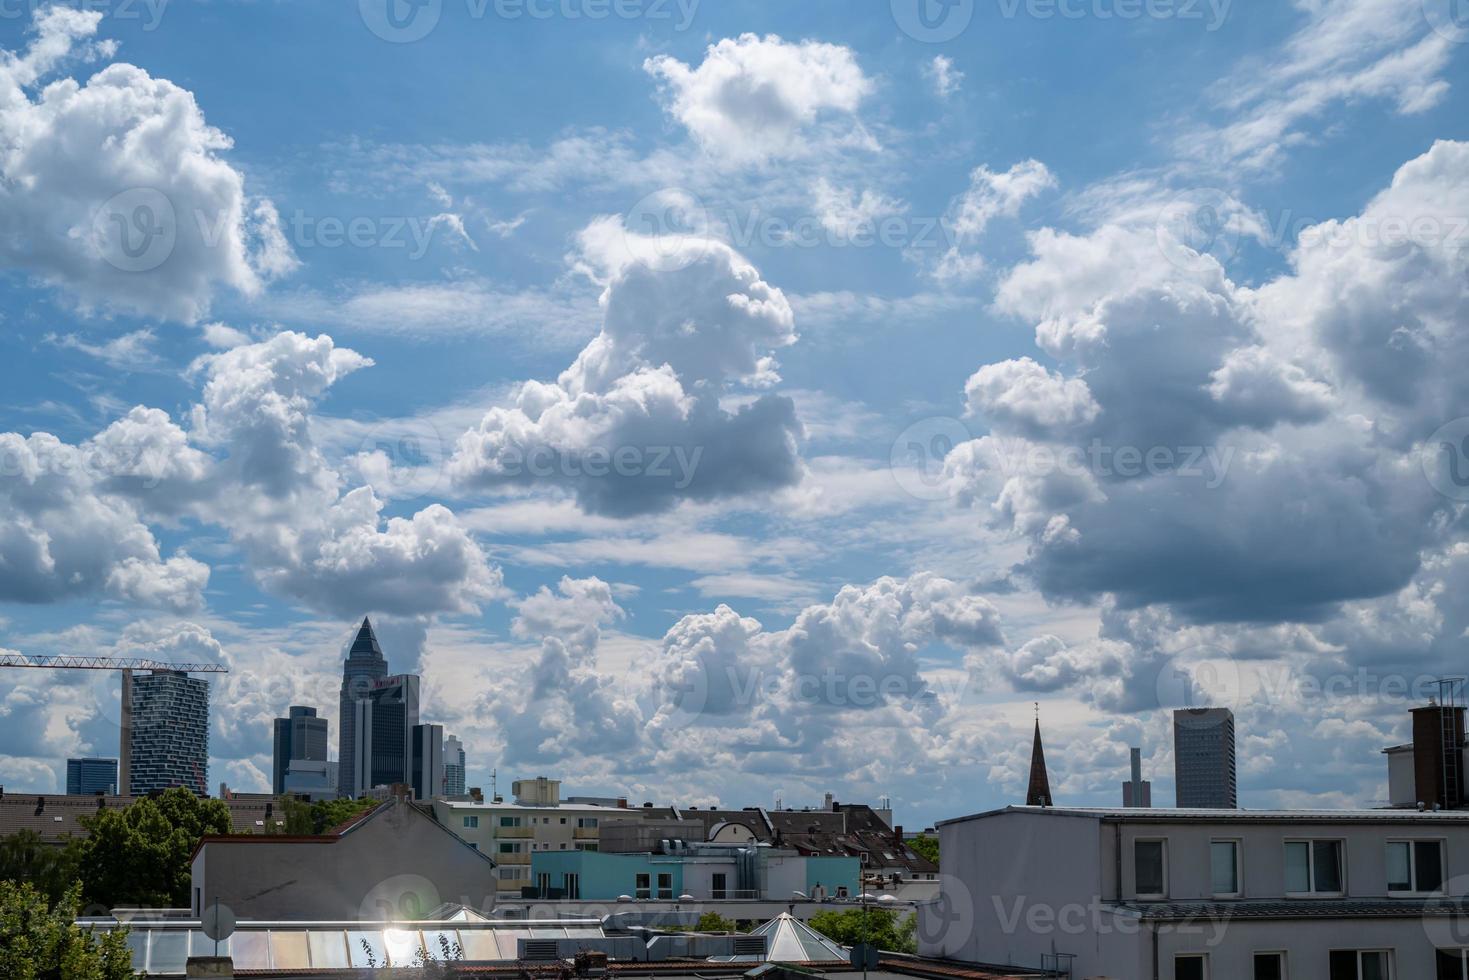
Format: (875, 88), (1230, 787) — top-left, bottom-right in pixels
(431, 778), (623, 895)
(530, 842), (860, 901)
(920, 805), (1469, 980)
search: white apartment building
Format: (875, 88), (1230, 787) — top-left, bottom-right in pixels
(431, 778), (624, 896)
(919, 805), (1469, 980)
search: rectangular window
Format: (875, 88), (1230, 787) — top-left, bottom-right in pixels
(462, 815), (479, 828)
(563, 873), (580, 900)
(1254, 952), (1284, 980)
(499, 816), (521, 828)
(657, 872), (673, 900)
(1210, 840), (1240, 896)
(1285, 840), (1343, 895)
(635, 873), (651, 900)
(1175, 954), (1207, 980)
(577, 817), (599, 828)
(498, 842), (520, 854)
(1387, 840), (1444, 893)
(1331, 950), (1391, 980)
(1134, 839), (1166, 897)
(498, 867), (522, 880)
(712, 873), (728, 900)
(1437, 949), (1467, 980)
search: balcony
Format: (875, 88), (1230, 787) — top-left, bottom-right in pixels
(495, 825), (533, 839)
(573, 827), (598, 839)
(495, 853), (531, 865)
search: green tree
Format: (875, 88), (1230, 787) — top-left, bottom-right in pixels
(908, 835), (939, 867)
(306, 797), (378, 834)
(74, 789), (231, 909)
(693, 911), (738, 932)
(0, 880), (132, 980)
(0, 831), (80, 904)
(807, 908), (916, 954)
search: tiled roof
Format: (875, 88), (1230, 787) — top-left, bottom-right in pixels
(0, 793), (291, 841)
(1111, 898), (1469, 920)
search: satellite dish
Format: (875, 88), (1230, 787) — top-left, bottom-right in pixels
(200, 900), (236, 943)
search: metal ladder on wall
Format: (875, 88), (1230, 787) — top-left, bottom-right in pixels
(1440, 679), (1466, 809)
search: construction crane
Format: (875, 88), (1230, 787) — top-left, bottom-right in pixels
(0, 652), (229, 795)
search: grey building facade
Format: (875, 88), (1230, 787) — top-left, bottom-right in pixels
(272, 705), (329, 795)
(1174, 707), (1237, 809)
(65, 757), (118, 795)
(411, 722), (444, 801)
(444, 734), (466, 797)
(127, 670), (209, 795)
(351, 673), (420, 794)
(338, 617), (389, 799)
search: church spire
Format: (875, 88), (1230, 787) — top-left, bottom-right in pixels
(1027, 708), (1053, 808)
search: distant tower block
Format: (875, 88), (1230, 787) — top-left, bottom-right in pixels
(1123, 746), (1152, 808)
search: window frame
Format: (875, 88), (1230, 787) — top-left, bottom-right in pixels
(1174, 952), (1209, 980)
(1252, 950), (1286, 980)
(635, 873), (651, 900)
(657, 872), (674, 900)
(1133, 838), (1168, 899)
(1385, 838), (1445, 896)
(1328, 949), (1392, 980)
(1284, 838), (1345, 897)
(1210, 838), (1243, 898)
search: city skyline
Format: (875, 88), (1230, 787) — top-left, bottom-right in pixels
(0, 0), (1466, 831)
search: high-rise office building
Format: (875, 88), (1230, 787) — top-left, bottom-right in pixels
(338, 617), (388, 799)
(272, 706), (329, 795)
(127, 670), (209, 795)
(411, 723), (444, 801)
(350, 673), (420, 794)
(1173, 708), (1237, 809)
(66, 757), (118, 796)
(1122, 746), (1152, 808)
(443, 734), (466, 797)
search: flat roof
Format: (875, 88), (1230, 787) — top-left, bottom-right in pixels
(435, 799), (628, 813)
(937, 805), (1469, 828)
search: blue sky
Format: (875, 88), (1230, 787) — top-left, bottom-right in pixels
(0, 0), (1467, 829)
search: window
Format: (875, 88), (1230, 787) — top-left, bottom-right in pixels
(1134, 839), (1167, 897)
(563, 873), (581, 900)
(712, 873), (727, 900)
(462, 815), (479, 829)
(1437, 949), (1469, 980)
(1387, 840), (1444, 893)
(560, 843), (567, 849)
(1254, 952), (1285, 980)
(578, 817), (599, 828)
(1329, 950), (1391, 980)
(560, 817), (567, 824)
(635, 873), (651, 899)
(1175, 954), (1207, 980)
(1284, 840), (1343, 895)
(1211, 840), (1240, 896)
(498, 867), (522, 880)
(498, 842), (521, 854)
(657, 872), (673, 900)
(499, 816), (521, 828)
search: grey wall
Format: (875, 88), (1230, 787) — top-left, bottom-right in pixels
(192, 801), (495, 920)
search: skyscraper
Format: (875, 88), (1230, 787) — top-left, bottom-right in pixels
(1122, 746), (1152, 808)
(127, 670), (209, 795)
(338, 617), (388, 799)
(1173, 708), (1237, 809)
(350, 673), (420, 794)
(272, 706), (329, 795)
(411, 722), (444, 801)
(443, 734), (466, 797)
(66, 758), (118, 796)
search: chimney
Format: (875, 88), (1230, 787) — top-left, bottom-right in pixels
(1412, 699), (1467, 810)
(894, 825), (904, 842)
(617, 798), (627, 808)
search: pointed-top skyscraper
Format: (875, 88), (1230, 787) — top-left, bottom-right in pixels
(1026, 714), (1053, 808)
(338, 616), (388, 798)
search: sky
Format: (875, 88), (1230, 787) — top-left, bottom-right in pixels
(0, 0), (1466, 830)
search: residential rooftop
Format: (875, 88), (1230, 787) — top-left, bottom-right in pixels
(937, 804), (1469, 828)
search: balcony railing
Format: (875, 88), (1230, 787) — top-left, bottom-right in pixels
(494, 825), (534, 839)
(573, 827), (598, 839)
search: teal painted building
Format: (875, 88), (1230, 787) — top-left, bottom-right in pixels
(530, 848), (859, 901)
